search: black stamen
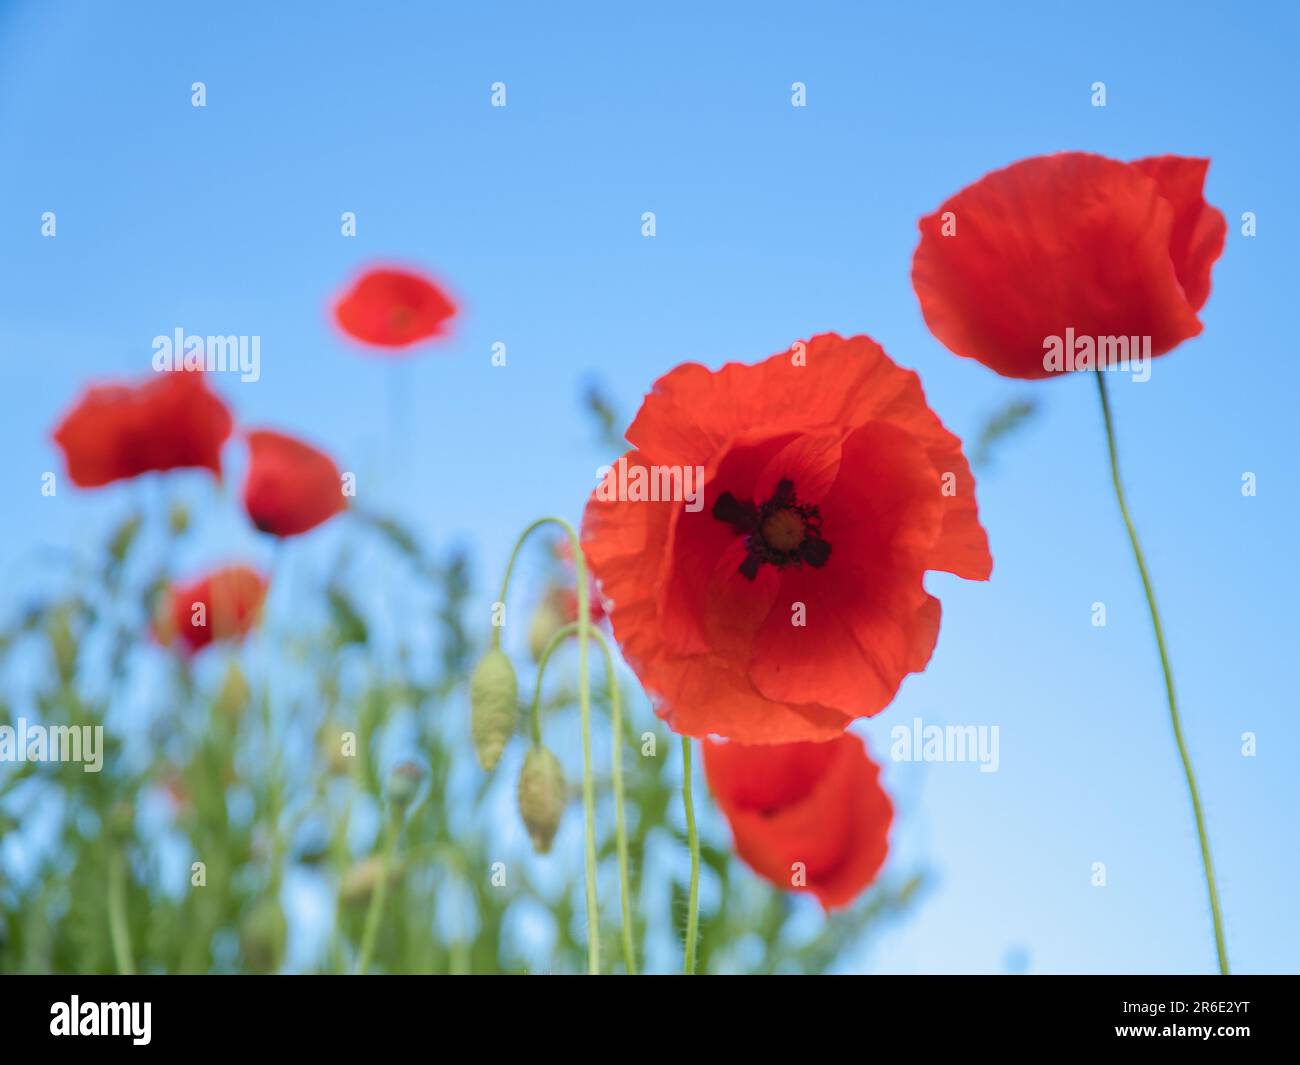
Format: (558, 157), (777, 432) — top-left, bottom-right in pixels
(712, 491), (758, 533)
(711, 478), (832, 580)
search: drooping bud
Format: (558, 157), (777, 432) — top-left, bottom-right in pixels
(387, 760), (423, 809)
(528, 598), (566, 663)
(470, 649), (517, 771)
(517, 745), (565, 853)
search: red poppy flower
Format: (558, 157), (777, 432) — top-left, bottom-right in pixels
(581, 333), (991, 745)
(703, 731), (892, 910)
(911, 152), (1226, 379)
(333, 266), (457, 350)
(155, 565), (267, 654)
(243, 430), (346, 537)
(52, 370), (233, 488)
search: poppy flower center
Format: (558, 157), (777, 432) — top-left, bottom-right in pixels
(761, 508), (805, 552)
(712, 477), (831, 581)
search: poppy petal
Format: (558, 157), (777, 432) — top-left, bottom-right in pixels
(1130, 155), (1227, 312)
(242, 430), (346, 537)
(912, 152), (1205, 379)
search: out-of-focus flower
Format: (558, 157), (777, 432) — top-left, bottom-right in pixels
(912, 152), (1226, 379)
(242, 429), (347, 537)
(333, 266), (457, 350)
(703, 731), (892, 910)
(155, 565), (267, 655)
(582, 333), (991, 745)
(52, 370), (233, 487)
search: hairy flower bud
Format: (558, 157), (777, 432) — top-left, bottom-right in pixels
(470, 649), (517, 771)
(518, 745), (565, 854)
(527, 599), (566, 663)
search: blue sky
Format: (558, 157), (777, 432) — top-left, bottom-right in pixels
(1, 0), (1297, 972)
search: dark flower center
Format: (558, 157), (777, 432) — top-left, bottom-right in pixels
(712, 478), (831, 580)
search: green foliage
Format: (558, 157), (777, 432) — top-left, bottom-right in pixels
(971, 396), (1039, 470)
(0, 501), (921, 974)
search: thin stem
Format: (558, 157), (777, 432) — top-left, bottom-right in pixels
(497, 517), (599, 973)
(107, 849), (135, 975)
(681, 736), (700, 975)
(530, 621), (580, 744)
(354, 813), (399, 974)
(1095, 371), (1229, 975)
(601, 642), (636, 976)
(529, 620), (636, 974)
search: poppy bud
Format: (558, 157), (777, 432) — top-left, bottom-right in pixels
(527, 598), (566, 662)
(387, 761), (423, 808)
(470, 649), (517, 771)
(517, 745), (565, 853)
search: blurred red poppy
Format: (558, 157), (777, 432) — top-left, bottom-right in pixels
(155, 564), (267, 654)
(52, 370), (233, 488)
(333, 266), (457, 350)
(703, 731), (892, 910)
(243, 430), (346, 537)
(552, 539), (607, 623)
(581, 333), (991, 745)
(911, 152), (1226, 379)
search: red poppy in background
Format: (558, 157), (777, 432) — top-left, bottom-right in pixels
(552, 539), (607, 623)
(581, 333), (991, 745)
(155, 564), (267, 655)
(333, 266), (457, 350)
(52, 370), (233, 488)
(704, 731), (892, 910)
(911, 152), (1226, 379)
(243, 430), (346, 537)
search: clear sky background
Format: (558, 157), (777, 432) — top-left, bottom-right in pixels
(1, 0), (1296, 973)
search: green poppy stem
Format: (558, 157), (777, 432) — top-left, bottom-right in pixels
(530, 620), (637, 975)
(354, 811), (399, 974)
(107, 849), (135, 975)
(681, 736), (700, 974)
(1094, 370), (1228, 975)
(499, 517), (599, 973)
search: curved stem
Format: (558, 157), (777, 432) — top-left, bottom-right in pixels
(354, 813), (399, 974)
(497, 517), (599, 973)
(681, 736), (700, 975)
(107, 849), (135, 975)
(528, 620), (636, 974)
(1095, 371), (1228, 975)
(530, 621), (580, 745)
